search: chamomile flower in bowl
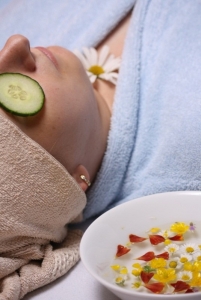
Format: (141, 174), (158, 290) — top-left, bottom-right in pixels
(180, 243), (199, 255)
(166, 257), (182, 270)
(178, 253), (193, 264)
(164, 244), (180, 256)
(80, 191), (201, 300)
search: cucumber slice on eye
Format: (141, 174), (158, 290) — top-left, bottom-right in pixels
(0, 73), (45, 116)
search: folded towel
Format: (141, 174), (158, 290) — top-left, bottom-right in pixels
(0, 113), (86, 299)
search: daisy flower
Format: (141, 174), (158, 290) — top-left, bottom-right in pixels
(179, 253), (192, 264)
(167, 257), (182, 270)
(73, 45), (121, 84)
(180, 243), (199, 255)
(177, 270), (193, 282)
(193, 252), (201, 262)
(164, 243), (180, 256)
(115, 276), (125, 287)
(132, 280), (142, 290)
(119, 266), (129, 280)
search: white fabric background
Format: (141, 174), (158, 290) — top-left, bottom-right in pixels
(24, 262), (120, 300)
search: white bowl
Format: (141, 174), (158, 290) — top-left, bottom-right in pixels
(80, 191), (201, 300)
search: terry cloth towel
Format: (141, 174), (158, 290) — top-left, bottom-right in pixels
(0, 0), (135, 50)
(84, 0), (201, 219)
(0, 113), (86, 299)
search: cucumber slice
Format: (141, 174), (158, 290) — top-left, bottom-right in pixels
(0, 73), (45, 116)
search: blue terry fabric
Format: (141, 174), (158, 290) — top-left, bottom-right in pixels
(84, 0), (201, 219)
(0, 0), (134, 49)
(1, 0), (200, 221)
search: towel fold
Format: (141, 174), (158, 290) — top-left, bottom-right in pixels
(0, 113), (86, 299)
(84, 0), (201, 219)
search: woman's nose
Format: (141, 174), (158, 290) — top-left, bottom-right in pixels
(0, 35), (36, 73)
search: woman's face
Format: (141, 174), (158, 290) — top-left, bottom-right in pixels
(0, 35), (110, 181)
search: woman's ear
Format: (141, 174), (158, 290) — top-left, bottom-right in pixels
(71, 165), (91, 192)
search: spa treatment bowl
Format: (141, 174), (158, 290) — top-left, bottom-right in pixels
(80, 191), (201, 300)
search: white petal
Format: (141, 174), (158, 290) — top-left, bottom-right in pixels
(102, 53), (114, 67)
(98, 45), (110, 66)
(99, 73), (118, 85)
(89, 74), (97, 83)
(86, 70), (92, 76)
(103, 57), (121, 72)
(108, 72), (118, 79)
(82, 47), (94, 67)
(100, 72), (118, 80)
(82, 47), (91, 67)
(90, 47), (98, 66)
(73, 49), (90, 69)
(108, 77), (118, 85)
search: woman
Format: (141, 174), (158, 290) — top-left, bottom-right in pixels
(1, 0), (201, 299)
(0, 1), (133, 299)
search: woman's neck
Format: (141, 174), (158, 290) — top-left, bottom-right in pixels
(94, 12), (132, 112)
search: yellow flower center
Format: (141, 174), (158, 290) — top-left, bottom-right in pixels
(169, 261), (177, 268)
(164, 239), (171, 245)
(169, 247), (176, 253)
(115, 276), (124, 285)
(149, 227), (160, 234)
(180, 257), (188, 263)
(197, 256), (201, 262)
(88, 65), (104, 75)
(186, 246), (194, 253)
(163, 230), (169, 239)
(132, 269), (141, 276)
(111, 265), (120, 271)
(182, 274), (190, 281)
(133, 282), (141, 288)
(132, 263), (142, 269)
(120, 267), (128, 275)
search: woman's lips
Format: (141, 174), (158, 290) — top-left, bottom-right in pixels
(35, 46), (58, 68)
